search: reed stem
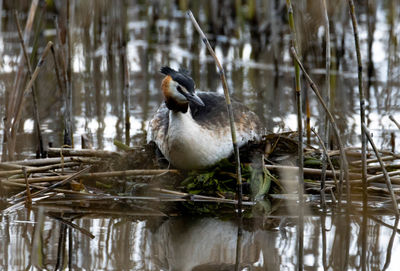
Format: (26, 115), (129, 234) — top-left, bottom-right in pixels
(348, 0), (367, 207)
(290, 47), (350, 206)
(50, 45), (65, 95)
(362, 123), (399, 215)
(320, 0), (331, 208)
(122, 45), (131, 146)
(286, 1), (304, 269)
(66, 0), (73, 146)
(14, 11), (45, 158)
(6, 41), (53, 161)
(311, 128), (338, 192)
(187, 10), (243, 212)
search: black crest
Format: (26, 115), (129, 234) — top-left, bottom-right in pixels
(160, 66), (195, 93)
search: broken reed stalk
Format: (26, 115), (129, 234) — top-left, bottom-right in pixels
(366, 169), (400, 184)
(3, 2), (39, 161)
(320, 0), (331, 208)
(47, 147), (120, 158)
(311, 128), (338, 195)
(5, 156), (98, 166)
(6, 169), (179, 184)
(290, 47), (350, 205)
(266, 164), (361, 180)
(14, 11), (45, 158)
(23, 166), (92, 201)
(5, 0), (39, 131)
(2, 194), (55, 215)
(10, 41), (53, 132)
(50, 44), (65, 95)
(351, 155), (397, 167)
(0, 162), (79, 177)
(362, 123), (399, 215)
(6, 41), (53, 160)
(54, 16), (68, 93)
(348, 0), (368, 208)
(0, 162), (35, 170)
(2, 180), (89, 196)
(285, 1), (304, 270)
(187, 10), (243, 210)
(37, 204), (168, 217)
(54, 15), (72, 145)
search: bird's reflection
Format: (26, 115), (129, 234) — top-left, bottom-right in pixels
(143, 216), (285, 271)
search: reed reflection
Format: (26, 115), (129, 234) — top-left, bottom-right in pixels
(1, 206), (399, 270)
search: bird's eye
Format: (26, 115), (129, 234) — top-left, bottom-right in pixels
(176, 85), (183, 93)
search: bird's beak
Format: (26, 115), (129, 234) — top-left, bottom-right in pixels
(185, 92), (205, 106)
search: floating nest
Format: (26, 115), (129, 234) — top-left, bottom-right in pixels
(1, 132), (399, 218)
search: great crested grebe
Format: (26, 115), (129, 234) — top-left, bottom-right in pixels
(147, 66), (261, 170)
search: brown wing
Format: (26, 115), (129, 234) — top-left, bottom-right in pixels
(147, 104), (169, 149)
(191, 92), (261, 139)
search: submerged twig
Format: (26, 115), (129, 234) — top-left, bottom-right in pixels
(47, 213), (95, 239)
(362, 123), (399, 215)
(187, 10), (243, 210)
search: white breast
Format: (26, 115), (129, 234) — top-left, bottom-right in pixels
(165, 109), (234, 169)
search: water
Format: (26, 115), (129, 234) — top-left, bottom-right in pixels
(1, 205), (399, 270)
(1, 0), (400, 270)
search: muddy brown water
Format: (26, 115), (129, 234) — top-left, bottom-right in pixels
(1, 1), (400, 270)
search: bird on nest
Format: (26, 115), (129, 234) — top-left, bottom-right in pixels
(147, 66), (261, 170)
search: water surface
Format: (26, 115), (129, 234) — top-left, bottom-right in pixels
(1, 1), (400, 270)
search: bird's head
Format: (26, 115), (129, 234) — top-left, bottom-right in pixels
(160, 66), (204, 113)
